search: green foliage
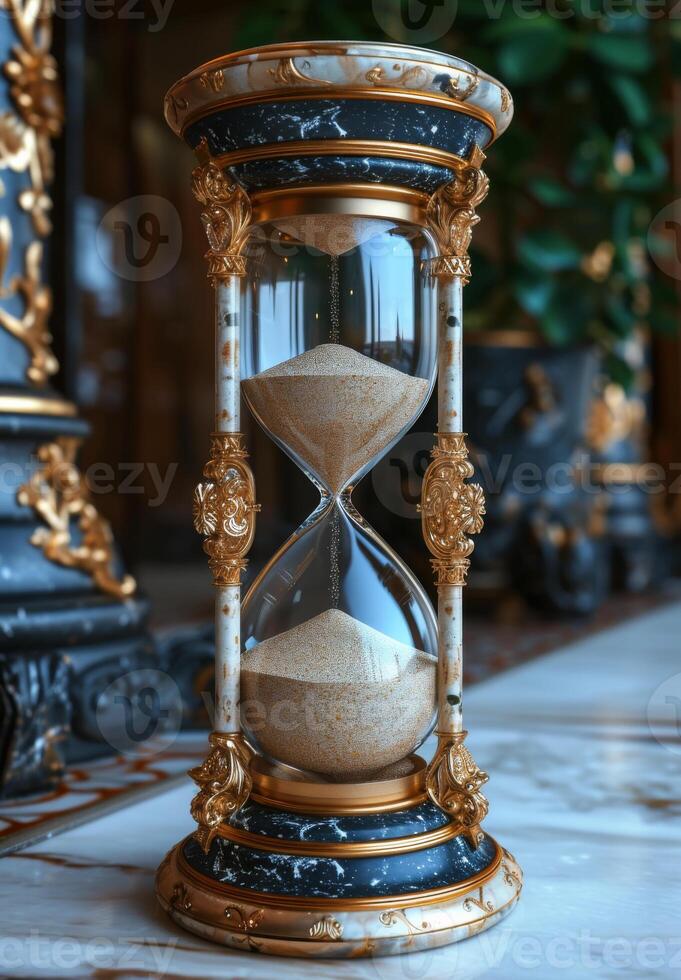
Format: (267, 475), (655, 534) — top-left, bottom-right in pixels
(231, 0), (675, 381)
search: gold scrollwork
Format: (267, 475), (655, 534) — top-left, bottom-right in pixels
(445, 72), (480, 101)
(309, 916), (343, 941)
(224, 904), (265, 951)
(191, 161), (252, 284)
(267, 56), (330, 87)
(379, 908), (432, 942)
(426, 162), (489, 283)
(419, 433), (485, 587)
(189, 732), (253, 852)
(193, 432), (259, 587)
(17, 437), (136, 600)
(425, 732), (489, 846)
(170, 882), (192, 912)
(0, 0), (64, 384)
(199, 68), (225, 93)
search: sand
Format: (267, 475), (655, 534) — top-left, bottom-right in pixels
(272, 216), (394, 256)
(240, 608), (436, 780)
(241, 344), (430, 493)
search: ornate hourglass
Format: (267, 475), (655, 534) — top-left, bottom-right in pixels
(157, 41), (522, 958)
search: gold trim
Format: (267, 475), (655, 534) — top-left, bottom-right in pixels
(212, 137), (469, 175)
(250, 755), (428, 815)
(418, 433), (485, 587)
(0, 395), (76, 416)
(426, 732), (489, 845)
(191, 162), (252, 283)
(250, 182), (430, 226)
(193, 432), (260, 587)
(172, 87), (496, 141)
(189, 732), (253, 852)
(426, 164), (489, 282)
(177, 840), (502, 911)
(216, 821), (461, 858)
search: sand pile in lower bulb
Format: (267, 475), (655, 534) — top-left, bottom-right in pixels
(240, 608), (435, 780)
(242, 344), (429, 494)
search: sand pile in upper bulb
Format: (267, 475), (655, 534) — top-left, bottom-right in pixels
(272, 216), (394, 256)
(240, 608), (436, 780)
(242, 344), (429, 493)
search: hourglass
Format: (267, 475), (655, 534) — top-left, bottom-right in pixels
(157, 42), (522, 958)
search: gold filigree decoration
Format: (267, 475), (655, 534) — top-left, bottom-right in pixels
(426, 164), (489, 283)
(365, 63), (427, 87)
(3, 0), (63, 138)
(425, 731), (489, 845)
(379, 909), (432, 944)
(309, 916), (343, 941)
(0, 240), (56, 384)
(170, 882), (192, 912)
(0, 0), (63, 384)
(463, 887), (495, 914)
(418, 433), (485, 587)
(16, 437), (136, 599)
(199, 68), (224, 93)
(191, 161), (252, 283)
(193, 432), (260, 587)
(500, 87), (512, 113)
(224, 905), (265, 951)
(267, 56), (330, 87)
(501, 849), (522, 889)
(445, 72), (479, 101)
(189, 732), (253, 852)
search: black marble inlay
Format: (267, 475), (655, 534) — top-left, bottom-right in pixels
(183, 831), (497, 899)
(185, 98), (492, 160)
(230, 155), (453, 194)
(229, 800), (450, 843)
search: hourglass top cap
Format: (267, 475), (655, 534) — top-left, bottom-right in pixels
(164, 40), (513, 162)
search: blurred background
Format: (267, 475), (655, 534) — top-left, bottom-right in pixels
(45, 1), (680, 664)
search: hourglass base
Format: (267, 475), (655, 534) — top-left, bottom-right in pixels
(156, 798), (522, 959)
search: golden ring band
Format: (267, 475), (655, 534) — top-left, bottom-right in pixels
(217, 820), (462, 857)
(177, 839), (502, 911)
(0, 395), (77, 417)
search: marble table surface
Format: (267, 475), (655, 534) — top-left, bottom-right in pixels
(1, 602), (680, 979)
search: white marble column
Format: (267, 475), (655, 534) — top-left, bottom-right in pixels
(437, 278), (464, 737)
(214, 277), (241, 735)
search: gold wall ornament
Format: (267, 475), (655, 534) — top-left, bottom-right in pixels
(191, 161), (252, 283)
(309, 916), (343, 941)
(0, 240), (57, 384)
(425, 732), (489, 846)
(189, 732), (253, 852)
(426, 164), (489, 283)
(418, 432), (485, 587)
(193, 432), (260, 587)
(16, 437), (136, 599)
(0, 0), (63, 383)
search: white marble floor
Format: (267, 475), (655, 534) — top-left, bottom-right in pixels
(1, 602), (680, 978)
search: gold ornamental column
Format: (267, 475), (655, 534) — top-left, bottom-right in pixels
(421, 152), (490, 846)
(187, 160), (259, 851)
